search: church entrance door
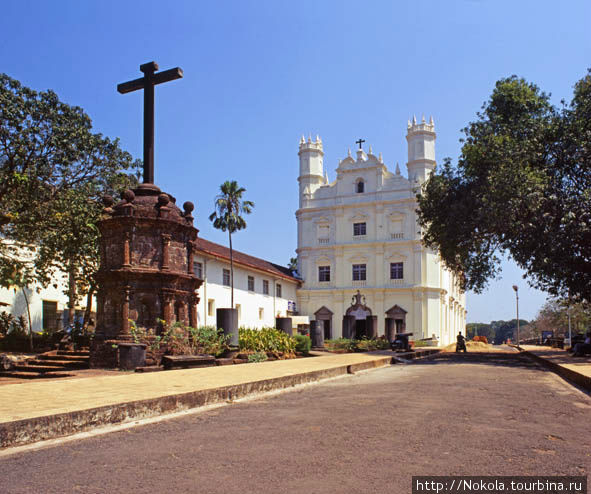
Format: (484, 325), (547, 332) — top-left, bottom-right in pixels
(346, 291), (372, 339)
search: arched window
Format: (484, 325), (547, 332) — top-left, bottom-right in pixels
(356, 180), (364, 193)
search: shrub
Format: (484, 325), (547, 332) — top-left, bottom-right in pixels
(238, 327), (296, 355)
(294, 334), (311, 355)
(247, 351), (268, 363)
(324, 338), (357, 352)
(130, 321), (229, 356)
(412, 340), (429, 347)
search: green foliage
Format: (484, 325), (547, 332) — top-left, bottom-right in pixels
(208, 181), (254, 306)
(247, 352), (268, 363)
(294, 334), (311, 355)
(466, 319), (529, 344)
(0, 73), (140, 325)
(238, 327), (296, 355)
(130, 321), (229, 356)
(530, 297), (591, 337)
(417, 69), (591, 301)
(412, 340), (430, 348)
(324, 338), (357, 352)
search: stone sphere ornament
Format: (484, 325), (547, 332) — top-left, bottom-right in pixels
(122, 189), (135, 203)
(158, 193), (170, 207)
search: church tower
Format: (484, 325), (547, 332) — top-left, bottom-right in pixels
(406, 115), (436, 184)
(298, 135), (324, 208)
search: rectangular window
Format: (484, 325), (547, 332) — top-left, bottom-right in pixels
(352, 264), (366, 281)
(223, 269), (230, 287)
(247, 275), (255, 292)
(207, 299), (215, 317)
(390, 262), (403, 280)
(193, 261), (203, 279)
(262, 280), (269, 295)
(259, 308), (264, 320)
(353, 222), (366, 236)
(42, 300), (58, 331)
(318, 265), (330, 282)
(276, 283), (282, 298)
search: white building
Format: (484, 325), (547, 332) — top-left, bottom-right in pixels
(0, 243), (72, 332)
(193, 238), (300, 329)
(0, 238), (300, 333)
(296, 117), (466, 345)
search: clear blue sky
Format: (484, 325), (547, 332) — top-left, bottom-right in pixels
(2, 0), (590, 323)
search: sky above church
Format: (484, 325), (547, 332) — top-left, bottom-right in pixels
(2, 0), (589, 323)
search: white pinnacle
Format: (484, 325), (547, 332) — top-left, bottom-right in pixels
(413, 115), (417, 125)
(395, 162), (401, 175)
(430, 115), (434, 126)
(368, 145), (373, 154)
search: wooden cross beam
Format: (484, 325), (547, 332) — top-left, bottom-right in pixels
(117, 61), (183, 184)
(355, 138), (365, 150)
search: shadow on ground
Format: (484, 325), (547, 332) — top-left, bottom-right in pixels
(411, 352), (544, 371)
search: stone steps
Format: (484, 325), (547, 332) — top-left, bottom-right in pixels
(37, 354), (89, 363)
(0, 370), (72, 379)
(0, 349), (89, 379)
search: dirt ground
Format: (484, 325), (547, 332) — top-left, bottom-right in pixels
(2, 352), (589, 494)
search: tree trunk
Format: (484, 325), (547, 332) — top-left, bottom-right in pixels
(67, 266), (77, 328)
(229, 230), (234, 308)
(82, 282), (96, 334)
(22, 287), (33, 351)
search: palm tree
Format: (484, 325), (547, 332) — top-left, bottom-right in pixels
(209, 181), (254, 308)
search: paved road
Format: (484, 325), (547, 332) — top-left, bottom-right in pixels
(2, 353), (590, 494)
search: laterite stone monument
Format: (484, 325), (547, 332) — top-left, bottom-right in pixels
(90, 61), (202, 367)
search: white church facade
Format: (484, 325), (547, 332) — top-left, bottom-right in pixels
(295, 117), (466, 346)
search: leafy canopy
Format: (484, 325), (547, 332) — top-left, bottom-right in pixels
(0, 73), (140, 307)
(417, 69), (591, 301)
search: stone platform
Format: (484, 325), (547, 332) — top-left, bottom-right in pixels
(0, 352), (392, 449)
(520, 344), (591, 392)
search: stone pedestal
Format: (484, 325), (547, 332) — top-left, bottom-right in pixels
(90, 183), (202, 368)
(217, 308), (238, 347)
(275, 317), (293, 336)
(385, 318), (396, 342)
(310, 320), (324, 348)
(366, 315), (378, 339)
(342, 315), (355, 339)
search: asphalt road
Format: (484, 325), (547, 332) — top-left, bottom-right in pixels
(2, 353), (590, 494)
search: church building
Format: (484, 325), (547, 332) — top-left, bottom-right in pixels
(295, 117), (466, 345)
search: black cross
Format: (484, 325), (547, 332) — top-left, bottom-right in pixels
(117, 61), (183, 184)
(356, 138), (365, 150)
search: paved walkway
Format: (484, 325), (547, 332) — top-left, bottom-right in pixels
(0, 352), (392, 448)
(520, 344), (591, 389)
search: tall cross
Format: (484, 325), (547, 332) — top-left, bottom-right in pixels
(117, 61), (183, 184)
(355, 138), (365, 150)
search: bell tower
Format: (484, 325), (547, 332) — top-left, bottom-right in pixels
(406, 115), (436, 184)
(298, 135), (324, 208)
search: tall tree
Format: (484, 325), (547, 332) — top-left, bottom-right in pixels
(208, 181), (254, 308)
(417, 69), (591, 301)
(0, 73), (140, 325)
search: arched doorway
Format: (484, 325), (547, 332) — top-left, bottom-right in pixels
(346, 291), (372, 339)
(314, 306), (333, 340)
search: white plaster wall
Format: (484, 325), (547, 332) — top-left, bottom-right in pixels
(0, 279), (71, 332)
(194, 255), (298, 330)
